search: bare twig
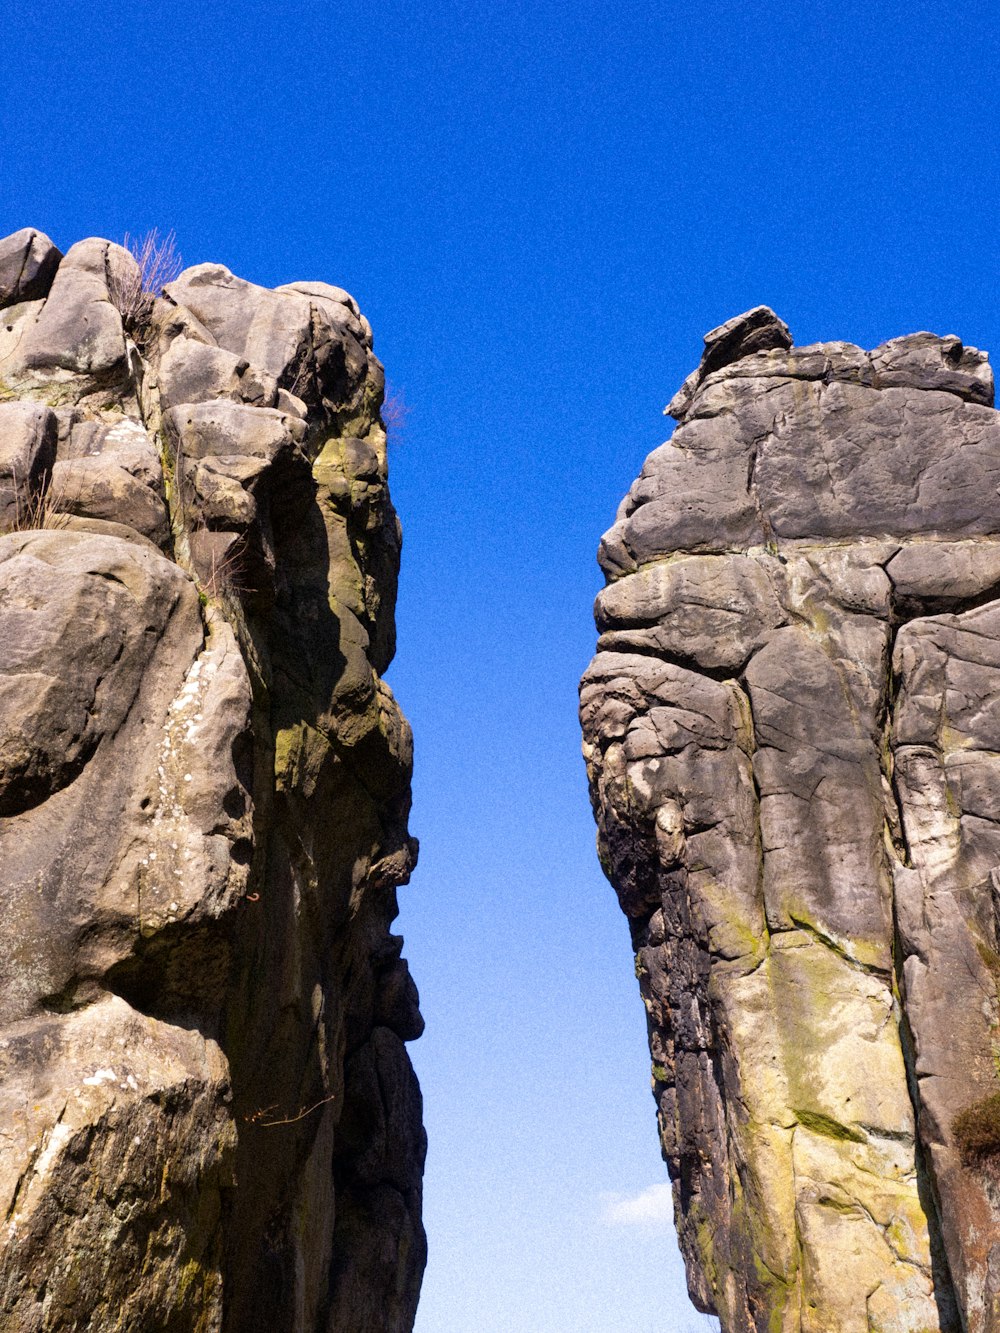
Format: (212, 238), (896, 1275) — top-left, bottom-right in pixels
(242, 1091), (338, 1128)
(200, 534), (255, 603)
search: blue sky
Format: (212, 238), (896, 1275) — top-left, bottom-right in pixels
(5, 2), (1000, 1328)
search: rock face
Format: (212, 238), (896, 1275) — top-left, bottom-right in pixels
(0, 229), (425, 1331)
(580, 308), (1000, 1331)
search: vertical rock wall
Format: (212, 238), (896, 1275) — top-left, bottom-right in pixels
(0, 229), (425, 1332)
(581, 308), (1000, 1331)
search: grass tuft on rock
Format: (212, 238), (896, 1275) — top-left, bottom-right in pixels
(953, 1092), (1000, 1164)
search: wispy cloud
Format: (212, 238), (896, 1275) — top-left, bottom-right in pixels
(600, 1182), (674, 1227)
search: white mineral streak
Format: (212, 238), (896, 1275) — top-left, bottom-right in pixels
(30, 1121), (73, 1180)
(82, 1068), (116, 1087)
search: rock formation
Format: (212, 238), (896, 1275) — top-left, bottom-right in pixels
(580, 307), (1000, 1330)
(0, 228), (424, 1332)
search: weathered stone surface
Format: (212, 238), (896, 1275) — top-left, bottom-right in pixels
(0, 230), (424, 1332)
(0, 402), (58, 528)
(581, 309), (1000, 1330)
(14, 238), (130, 378)
(0, 229), (61, 309)
(165, 265), (375, 425)
(156, 335), (280, 411)
(871, 331), (993, 405)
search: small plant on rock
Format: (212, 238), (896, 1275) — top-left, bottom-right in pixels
(953, 1091), (1000, 1165)
(108, 229), (182, 341)
(0, 463), (67, 534)
(382, 385), (410, 446)
(199, 534), (254, 606)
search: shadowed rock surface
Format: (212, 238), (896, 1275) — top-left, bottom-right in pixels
(581, 307), (1000, 1331)
(0, 229), (424, 1332)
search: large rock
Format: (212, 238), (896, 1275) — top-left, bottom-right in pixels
(165, 265), (374, 425)
(0, 228), (61, 309)
(15, 238), (130, 378)
(581, 310), (1000, 1330)
(0, 229), (424, 1332)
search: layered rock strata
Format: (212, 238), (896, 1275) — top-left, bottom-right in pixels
(581, 307), (1000, 1330)
(0, 228), (424, 1332)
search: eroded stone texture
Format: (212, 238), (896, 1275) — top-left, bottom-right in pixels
(0, 231), (424, 1332)
(581, 308), (1000, 1331)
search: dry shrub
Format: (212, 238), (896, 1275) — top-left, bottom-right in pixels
(382, 386), (410, 446)
(198, 533), (255, 605)
(0, 463), (70, 535)
(108, 229), (183, 338)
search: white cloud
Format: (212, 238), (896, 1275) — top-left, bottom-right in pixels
(600, 1182), (674, 1227)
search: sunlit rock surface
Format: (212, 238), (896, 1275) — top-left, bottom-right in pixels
(581, 306), (1000, 1331)
(0, 228), (424, 1332)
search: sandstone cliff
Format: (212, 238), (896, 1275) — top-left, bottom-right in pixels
(0, 229), (425, 1332)
(581, 308), (1000, 1330)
